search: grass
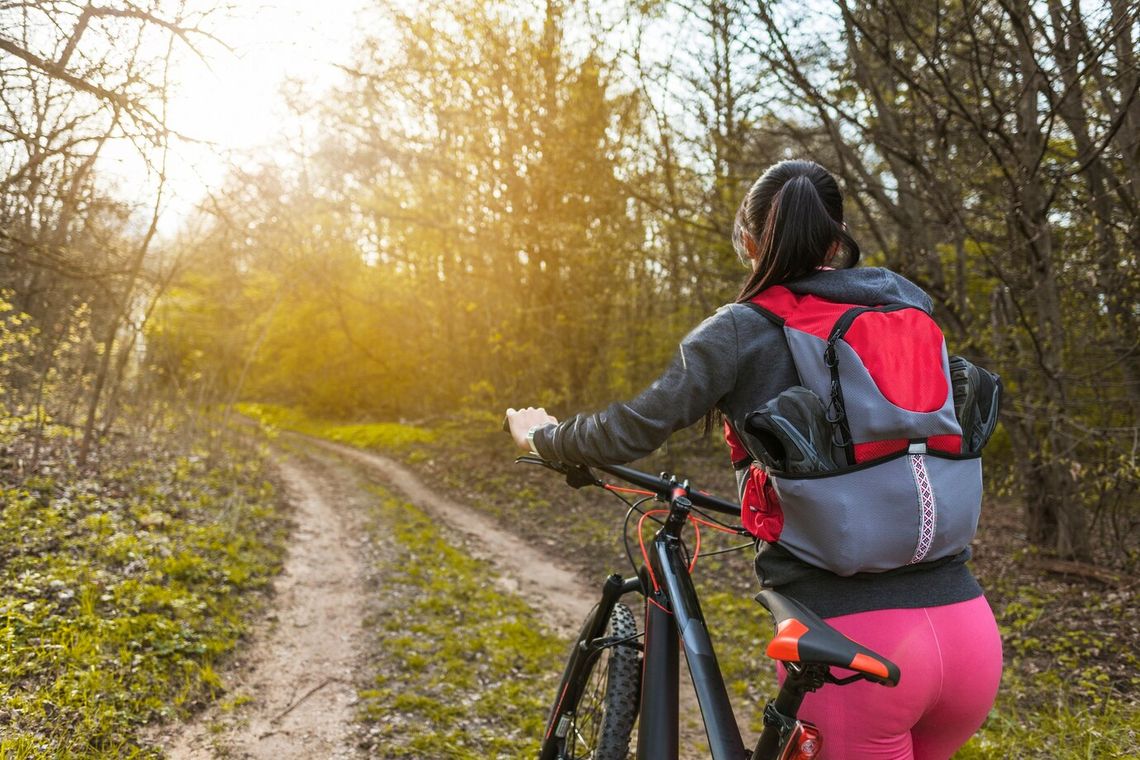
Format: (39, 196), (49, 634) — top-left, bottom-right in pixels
(0, 421), (288, 758)
(959, 672), (1140, 758)
(354, 487), (565, 757)
(234, 403), (436, 449)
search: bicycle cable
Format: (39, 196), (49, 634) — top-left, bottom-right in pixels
(518, 454), (751, 581)
(610, 484), (751, 580)
(689, 504), (750, 534)
(622, 495), (655, 576)
(696, 541), (756, 558)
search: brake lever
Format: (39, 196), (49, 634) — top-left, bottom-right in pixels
(514, 455), (603, 490)
(514, 454), (562, 471)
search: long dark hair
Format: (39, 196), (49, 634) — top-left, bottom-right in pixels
(733, 160), (860, 302)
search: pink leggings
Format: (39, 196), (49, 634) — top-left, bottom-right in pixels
(777, 596), (1003, 760)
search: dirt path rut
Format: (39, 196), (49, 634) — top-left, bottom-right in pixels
(160, 456), (367, 759)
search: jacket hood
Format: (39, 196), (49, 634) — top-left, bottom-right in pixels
(783, 267), (934, 314)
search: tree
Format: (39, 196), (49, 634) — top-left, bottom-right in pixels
(744, 0), (1140, 560)
(158, 0), (648, 419)
(0, 1), (217, 461)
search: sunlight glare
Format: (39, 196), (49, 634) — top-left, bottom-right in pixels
(125, 0), (372, 232)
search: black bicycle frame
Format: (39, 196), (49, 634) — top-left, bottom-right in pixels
(637, 495), (751, 760)
(524, 456), (849, 759)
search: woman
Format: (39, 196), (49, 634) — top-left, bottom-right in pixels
(505, 159), (1002, 760)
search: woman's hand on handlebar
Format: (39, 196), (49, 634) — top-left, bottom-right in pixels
(504, 406), (559, 452)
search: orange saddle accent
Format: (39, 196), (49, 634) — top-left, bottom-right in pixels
(758, 590), (900, 686)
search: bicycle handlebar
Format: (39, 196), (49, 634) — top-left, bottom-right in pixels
(514, 453), (741, 518)
(502, 415), (739, 517)
(591, 462), (740, 517)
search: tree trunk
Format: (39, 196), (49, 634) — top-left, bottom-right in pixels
(1009, 0), (1088, 559)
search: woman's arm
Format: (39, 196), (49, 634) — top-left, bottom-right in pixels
(507, 306), (740, 466)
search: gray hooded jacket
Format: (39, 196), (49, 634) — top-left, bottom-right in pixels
(533, 267), (982, 617)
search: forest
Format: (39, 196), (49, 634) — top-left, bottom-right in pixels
(0, 0), (1137, 757)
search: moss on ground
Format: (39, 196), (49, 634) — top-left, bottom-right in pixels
(0, 422), (288, 758)
(354, 488), (564, 757)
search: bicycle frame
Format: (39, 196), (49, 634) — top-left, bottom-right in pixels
(637, 493), (751, 760)
(630, 491), (828, 760)
(528, 457), (851, 760)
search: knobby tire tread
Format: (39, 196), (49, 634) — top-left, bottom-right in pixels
(540, 601), (641, 760)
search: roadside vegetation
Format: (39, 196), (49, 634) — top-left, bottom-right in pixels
(0, 419), (288, 759)
(353, 485), (565, 757)
(250, 405), (1140, 758)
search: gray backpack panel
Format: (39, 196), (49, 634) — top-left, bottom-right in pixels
(771, 453), (982, 577)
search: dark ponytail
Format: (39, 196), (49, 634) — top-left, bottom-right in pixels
(733, 160), (860, 303)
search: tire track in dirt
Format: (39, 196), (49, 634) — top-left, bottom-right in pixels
(157, 452), (370, 759)
(305, 436), (599, 638)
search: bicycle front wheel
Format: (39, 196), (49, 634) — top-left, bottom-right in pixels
(540, 601), (642, 760)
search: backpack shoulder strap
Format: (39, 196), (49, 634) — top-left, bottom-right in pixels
(748, 286), (860, 342)
(745, 285), (797, 325)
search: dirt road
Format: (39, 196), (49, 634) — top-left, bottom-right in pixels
(307, 437), (600, 636)
(159, 452), (369, 759)
(157, 436), (705, 757)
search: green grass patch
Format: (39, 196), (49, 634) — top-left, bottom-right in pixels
(959, 670), (1140, 758)
(0, 427), (288, 758)
(235, 403), (436, 449)
(355, 487), (564, 757)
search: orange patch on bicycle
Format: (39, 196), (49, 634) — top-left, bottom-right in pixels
(848, 652), (890, 680)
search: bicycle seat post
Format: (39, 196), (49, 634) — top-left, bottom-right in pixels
(752, 664), (827, 760)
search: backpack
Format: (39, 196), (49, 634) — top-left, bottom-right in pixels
(725, 285), (1001, 576)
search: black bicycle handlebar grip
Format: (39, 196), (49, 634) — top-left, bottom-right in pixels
(565, 465), (601, 490)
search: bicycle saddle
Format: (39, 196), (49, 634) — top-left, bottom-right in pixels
(755, 590), (901, 687)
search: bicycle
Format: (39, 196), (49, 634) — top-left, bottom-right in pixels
(519, 454), (901, 760)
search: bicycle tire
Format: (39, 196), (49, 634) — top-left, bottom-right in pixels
(539, 601), (642, 760)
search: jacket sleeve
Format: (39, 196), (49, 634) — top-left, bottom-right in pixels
(533, 307), (739, 466)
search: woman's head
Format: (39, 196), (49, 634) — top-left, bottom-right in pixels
(732, 159), (860, 302)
